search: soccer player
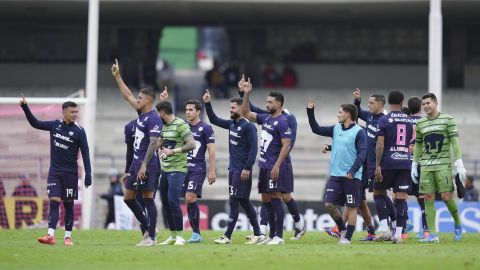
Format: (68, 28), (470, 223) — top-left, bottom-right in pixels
(203, 90), (264, 244)
(307, 100), (366, 244)
(112, 59), (161, 246)
(241, 78), (292, 245)
(238, 78), (305, 240)
(412, 93), (466, 243)
(155, 100), (196, 246)
(183, 99), (216, 243)
(351, 88), (388, 241)
(374, 90), (414, 243)
(20, 96), (92, 246)
(406, 97), (429, 239)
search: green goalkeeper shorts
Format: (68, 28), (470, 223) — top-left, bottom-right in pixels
(419, 169), (454, 194)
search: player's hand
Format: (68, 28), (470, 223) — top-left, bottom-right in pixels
(375, 166), (383, 182)
(239, 76), (252, 93)
(241, 169), (251, 181)
(353, 88), (361, 101)
(455, 159), (467, 182)
(322, 144), (331, 154)
(138, 163), (147, 181)
(346, 173), (353, 180)
(411, 162), (419, 184)
(409, 144), (414, 155)
(85, 175), (92, 188)
(203, 89), (211, 103)
(159, 86), (168, 101)
(111, 58), (120, 77)
(160, 147), (174, 158)
(19, 94), (27, 106)
(208, 170), (216, 185)
(307, 99), (315, 109)
(237, 74), (246, 91)
(270, 165), (280, 181)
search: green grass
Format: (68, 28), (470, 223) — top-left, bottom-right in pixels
(0, 230), (479, 270)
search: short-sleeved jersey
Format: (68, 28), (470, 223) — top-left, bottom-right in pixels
(160, 118), (191, 172)
(415, 113), (459, 171)
(256, 113), (292, 169)
(133, 110), (162, 166)
(187, 121), (215, 172)
(377, 111), (414, 169)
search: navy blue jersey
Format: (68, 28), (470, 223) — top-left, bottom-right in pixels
(133, 110), (162, 166)
(188, 121), (215, 172)
(124, 119), (136, 173)
(354, 99), (385, 171)
(205, 102), (258, 172)
(21, 104), (92, 182)
(256, 113), (291, 169)
(377, 111), (414, 169)
(239, 91), (296, 164)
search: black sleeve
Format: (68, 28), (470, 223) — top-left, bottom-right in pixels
(205, 102), (231, 129)
(125, 142), (134, 173)
(307, 107), (334, 137)
(20, 104), (54, 131)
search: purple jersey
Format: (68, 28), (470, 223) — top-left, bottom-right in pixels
(187, 121), (215, 172)
(377, 111), (414, 169)
(133, 109), (162, 166)
(256, 113), (292, 169)
(124, 119), (136, 144)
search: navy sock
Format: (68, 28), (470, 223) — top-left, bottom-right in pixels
(383, 194), (396, 222)
(264, 202), (276, 238)
(345, 225), (356, 241)
(143, 198), (157, 240)
(48, 200), (60, 230)
(136, 192), (146, 214)
(259, 203), (268, 226)
(124, 199), (148, 235)
(239, 199), (261, 236)
(334, 217), (347, 232)
(63, 201), (74, 232)
(187, 202), (200, 234)
(374, 195), (389, 221)
(395, 199), (407, 229)
(225, 198), (239, 239)
(418, 197), (428, 231)
(271, 198), (285, 238)
(367, 226), (375, 235)
(285, 198), (301, 223)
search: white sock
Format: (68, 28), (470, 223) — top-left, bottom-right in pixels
(379, 219), (389, 231)
(260, 224), (267, 235)
(65, 231), (72, 238)
(391, 220), (397, 229)
(395, 227), (403, 239)
(48, 228), (55, 236)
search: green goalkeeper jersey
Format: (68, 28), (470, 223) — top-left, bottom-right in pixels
(160, 117), (191, 173)
(415, 112), (459, 171)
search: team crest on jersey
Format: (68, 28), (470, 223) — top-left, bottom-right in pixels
(199, 127), (204, 131)
(273, 121), (278, 126)
(237, 126), (241, 131)
(69, 131), (74, 136)
(388, 118), (393, 123)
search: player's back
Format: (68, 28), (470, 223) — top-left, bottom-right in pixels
(378, 111), (414, 169)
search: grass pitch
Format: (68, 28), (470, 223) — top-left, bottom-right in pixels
(0, 229), (478, 270)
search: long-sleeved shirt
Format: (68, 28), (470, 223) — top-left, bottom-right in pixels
(307, 107), (366, 179)
(354, 99), (384, 173)
(21, 104), (92, 183)
(124, 119), (136, 173)
(205, 102), (257, 172)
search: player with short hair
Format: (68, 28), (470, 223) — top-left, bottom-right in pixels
(374, 90), (414, 244)
(238, 82), (305, 240)
(307, 100), (367, 244)
(155, 100), (196, 246)
(20, 97), (92, 246)
(183, 98), (216, 243)
(112, 59), (161, 246)
(241, 77), (292, 245)
(204, 91), (265, 244)
(412, 93), (466, 243)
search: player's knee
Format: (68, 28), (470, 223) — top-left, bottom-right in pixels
(281, 193), (292, 202)
(50, 197), (62, 203)
(423, 193), (435, 201)
(325, 203), (335, 212)
(441, 192), (452, 202)
(261, 193), (271, 202)
(185, 193), (197, 204)
(373, 190), (384, 197)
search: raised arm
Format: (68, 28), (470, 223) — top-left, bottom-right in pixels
(203, 90), (231, 129)
(111, 59), (138, 111)
(239, 76), (257, 122)
(20, 97), (54, 131)
(79, 129), (92, 188)
(306, 100), (334, 137)
(353, 88), (372, 122)
(238, 90), (267, 114)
